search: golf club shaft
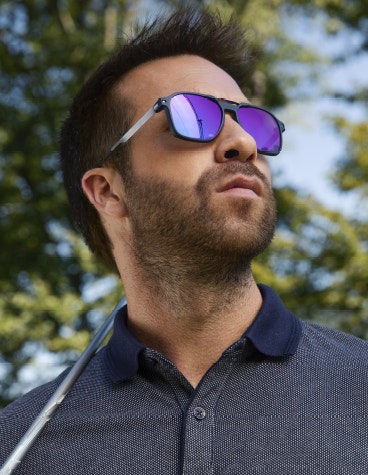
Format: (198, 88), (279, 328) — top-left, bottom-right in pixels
(0, 295), (127, 475)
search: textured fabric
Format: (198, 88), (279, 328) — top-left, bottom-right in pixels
(1, 286), (368, 474)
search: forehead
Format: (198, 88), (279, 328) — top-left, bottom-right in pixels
(116, 55), (247, 113)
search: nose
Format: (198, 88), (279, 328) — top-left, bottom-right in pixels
(214, 114), (258, 163)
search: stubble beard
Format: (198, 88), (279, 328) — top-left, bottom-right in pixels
(123, 161), (276, 301)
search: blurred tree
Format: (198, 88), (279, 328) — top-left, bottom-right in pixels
(278, 0), (368, 336)
(0, 0), (133, 407)
(0, 0), (367, 408)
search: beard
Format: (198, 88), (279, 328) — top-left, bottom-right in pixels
(123, 160), (276, 290)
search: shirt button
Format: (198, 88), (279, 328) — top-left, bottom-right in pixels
(193, 406), (206, 420)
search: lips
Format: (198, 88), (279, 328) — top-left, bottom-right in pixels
(217, 175), (262, 197)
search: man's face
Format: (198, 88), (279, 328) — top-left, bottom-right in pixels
(116, 55), (276, 271)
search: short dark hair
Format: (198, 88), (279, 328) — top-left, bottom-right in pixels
(60, 6), (253, 270)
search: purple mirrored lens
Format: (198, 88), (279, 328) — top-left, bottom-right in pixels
(237, 107), (281, 154)
(170, 94), (222, 141)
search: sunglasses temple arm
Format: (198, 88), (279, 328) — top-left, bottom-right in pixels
(110, 106), (157, 152)
(0, 295), (127, 475)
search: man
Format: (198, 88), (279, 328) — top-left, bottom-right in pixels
(1, 7), (368, 475)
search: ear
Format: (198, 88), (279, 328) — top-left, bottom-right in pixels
(81, 167), (128, 218)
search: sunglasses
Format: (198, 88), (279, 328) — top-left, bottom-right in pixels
(110, 92), (285, 156)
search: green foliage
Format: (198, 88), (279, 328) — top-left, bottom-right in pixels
(331, 119), (368, 195)
(0, 0), (126, 407)
(0, 0), (367, 407)
(254, 188), (368, 336)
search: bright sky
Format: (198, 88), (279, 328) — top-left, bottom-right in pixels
(272, 12), (368, 218)
(272, 100), (355, 215)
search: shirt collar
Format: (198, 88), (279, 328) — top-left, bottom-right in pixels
(245, 284), (301, 357)
(104, 307), (145, 383)
(104, 284), (302, 383)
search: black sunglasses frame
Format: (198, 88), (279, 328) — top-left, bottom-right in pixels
(109, 91), (285, 157)
(155, 92), (285, 156)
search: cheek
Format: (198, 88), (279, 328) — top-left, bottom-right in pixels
(257, 156), (272, 183)
(130, 138), (214, 186)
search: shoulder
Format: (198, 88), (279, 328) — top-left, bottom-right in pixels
(0, 348), (108, 464)
(1, 348), (108, 419)
(299, 320), (368, 367)
(0, 367), (67, 465)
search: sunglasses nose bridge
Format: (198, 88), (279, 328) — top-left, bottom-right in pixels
(219, 103), (245, 136)
(220, 102), (238, 120)
(214, 107), (258, 164)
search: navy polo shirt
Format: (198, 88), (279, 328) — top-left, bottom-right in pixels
(3, 284), (368, 473)
(105, 284), (302, 383)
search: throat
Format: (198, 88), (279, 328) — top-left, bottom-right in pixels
(136, 250), (253, 319)
(126, 275), (262, 388)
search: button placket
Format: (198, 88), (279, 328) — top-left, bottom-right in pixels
(181, 353), (239, 475)
(193, 406), (206, 420)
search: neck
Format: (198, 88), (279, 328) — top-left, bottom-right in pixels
(121, 254), (262, 388)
